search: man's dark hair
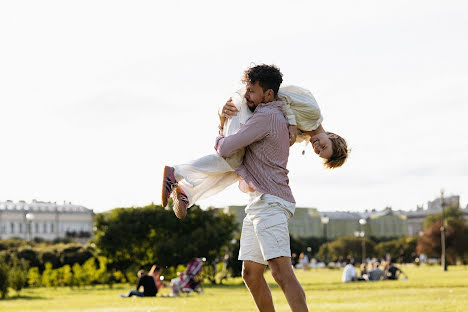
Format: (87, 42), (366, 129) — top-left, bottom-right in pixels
(242, 64), (283, 96)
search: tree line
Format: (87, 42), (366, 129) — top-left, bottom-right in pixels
(0, 203), (466, 298)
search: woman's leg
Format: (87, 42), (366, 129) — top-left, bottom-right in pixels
(174, 154), (239, 207)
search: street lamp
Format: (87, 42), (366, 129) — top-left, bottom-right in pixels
(25, 213), (34, 241)
(359, 218), (367, 263)
(440, 189), (448, 271)
(321, 215), (329, 265)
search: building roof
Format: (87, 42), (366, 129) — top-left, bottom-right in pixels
(0, 200), (93, 213)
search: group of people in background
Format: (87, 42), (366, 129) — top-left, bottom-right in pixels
(120, 264), (189, 298)
(342, 258), (407, 282)
(290, 252), (407, 283)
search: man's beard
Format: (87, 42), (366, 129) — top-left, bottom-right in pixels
(248, 103), (257, 112)
(247, 96), (265, 112)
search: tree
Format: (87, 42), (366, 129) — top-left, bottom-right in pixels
(94, 204), (237, 283)
(316, 236), (375, 263)
(72, 263), (86, 287)
(41, 262), (55, 288)
(9, 256), (28, 296)
(374, 236), (418, 263)
(28, 267), (41, 288)
(61, 265), (73, 287)
(417, 205), (468, 264)
(0, 259), (9, 298)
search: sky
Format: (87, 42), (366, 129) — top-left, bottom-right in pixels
(1, 0), (467, 213)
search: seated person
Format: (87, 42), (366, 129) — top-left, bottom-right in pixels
(121, 265), (162, 297)
(385, 262), (405, 280)
(341, 258), (357, 282)
(169, 271), (184, 297)
(296, 252), (309, 270)
(368, 262), (384, 281)
(357, 263), (368, 281)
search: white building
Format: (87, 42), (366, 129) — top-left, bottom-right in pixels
(0, 200), (94, 241)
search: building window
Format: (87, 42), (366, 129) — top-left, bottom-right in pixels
(43, 223), (47, 233)
(10, 222), (15, 233)
(51, 223), (54, 233)
(35, 223), (39, 233)
(19, 223), (23, 233)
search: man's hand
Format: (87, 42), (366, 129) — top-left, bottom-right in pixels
(221, 98), (239, 119)
(288, 125), (297, 146)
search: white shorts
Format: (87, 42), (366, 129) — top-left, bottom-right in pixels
(238, 193), (295, 265)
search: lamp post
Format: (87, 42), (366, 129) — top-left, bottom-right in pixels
(359, 218), (367, 263)
(321, 215), (329, 265)
(440, 189), (447, 271)
(25, 213), (34, 241)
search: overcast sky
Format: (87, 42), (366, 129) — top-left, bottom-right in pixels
(1, 0), (467, 213)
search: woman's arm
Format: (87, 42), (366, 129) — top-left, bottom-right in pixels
(280, 102), (297, 146)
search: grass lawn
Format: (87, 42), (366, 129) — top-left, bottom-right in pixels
(1, 265), (467, 312)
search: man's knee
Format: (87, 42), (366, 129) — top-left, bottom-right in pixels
(269, 258), (294, 287)
(242, 262), (264, 285)
(270, 267), (288, 286)
(242, 266), (255, 284)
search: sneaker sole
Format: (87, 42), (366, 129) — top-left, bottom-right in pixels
(173, 187), (187, 219)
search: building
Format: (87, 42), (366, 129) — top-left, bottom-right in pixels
(222, 194), (468, 239)
(404, 195), (467, 236)
(0, 200), (94, 241)
(223, 205), (408, 239)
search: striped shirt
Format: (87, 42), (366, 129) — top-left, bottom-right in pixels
(215, 101), (295, 203)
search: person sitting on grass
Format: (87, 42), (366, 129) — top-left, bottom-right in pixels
(368, 261), (384, 281)
(120, 264), (162, 298)
(385, 261), (406, 280)
(357, 262), (369, 281)
(341, 258), (357, 282)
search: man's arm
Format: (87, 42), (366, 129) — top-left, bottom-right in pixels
(215, 112), (269, 158)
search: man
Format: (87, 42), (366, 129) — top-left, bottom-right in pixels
(222, 86), (348, 168)
(161, 77), (348, 220)
(120, 264), (161, 298)
(341, 258), (357, 282)
(385, 262), (405, 280)
(215, 64), (308, 312)
(368, 262), (384, 281)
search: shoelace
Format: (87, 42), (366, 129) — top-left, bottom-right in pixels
(179, 192), (189, 204)
(165, 177), (178, 193)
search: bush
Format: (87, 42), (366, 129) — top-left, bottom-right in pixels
(28, 267), (41, 287)
(40, 250), (60, 269)
(374, 236), (418, 263)
(41, 262), (58, 288)
(72, 263), (85, 287)
(60, 246), (94, 267)
(0, 260), (9, 298)
(61, 265), (73, 287)
(317, 236), (375, 263)
(17, 247), (40, 268)
(9, 257), (28, 295)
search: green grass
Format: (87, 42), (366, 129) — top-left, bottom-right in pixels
(1, 265), (467, 311)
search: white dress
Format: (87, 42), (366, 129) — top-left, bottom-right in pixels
(173, 86), (322, 207)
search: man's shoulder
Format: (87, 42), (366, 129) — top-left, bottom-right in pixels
(257, 102), (286, 118)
